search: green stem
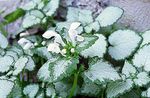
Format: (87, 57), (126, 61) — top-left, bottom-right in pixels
(68, 73), (79, 98)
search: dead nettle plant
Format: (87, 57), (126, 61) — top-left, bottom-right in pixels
(1, 0), (150, 97)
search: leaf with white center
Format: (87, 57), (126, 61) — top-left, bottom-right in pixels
(5, 51), (19, 61)
(122, 61), (137, 78)
(23, 84), (39, 98)
(21, 1), (36, 10)
(106, 79), (133, 98)
(37, 58), (57, 82)
(84, 21), (100, 33)
(96, 6), (123, 27)
(133, 44), (150, 71)
(141, 88), (150, 97)
(0, 80), (14, 98)
(80, 82), (101, 96)
(13, 56), (28, 75)
(141, 30), (150, 47)
(8, 46), (23, 56)
(84, 60), (120, 84)
(81, 34), (107, 58)
(22, 10), (44, 28)
(0, 48), (5, 56)
(36, 93), (44, 98)
(108, 30), (141, 60)
(32, 47), (52, 60)
(49, 58), (78, 82)
(0, 56), (14, 73)
(54, 81), (72, 98)
(25, 56), (35, 71)
(0, 33), (8, 49)
(77, 35), (98, 51)
(46, 85), (55, 97)
(8, 84), (22, 98)
(133, 72), (150, 86)
(43, 0), (60, 16)
(67, 7), (93, 25)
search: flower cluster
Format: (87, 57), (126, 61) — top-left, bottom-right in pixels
(42, 22), (84, 56)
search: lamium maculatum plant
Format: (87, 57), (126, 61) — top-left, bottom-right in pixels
(1, 1), (150, 98)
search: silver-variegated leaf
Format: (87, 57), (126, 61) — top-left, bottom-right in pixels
(108, 30), (141, 60)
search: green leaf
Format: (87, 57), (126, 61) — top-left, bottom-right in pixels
(0, 32), (8, 49)
(54, 81), (72, 98)
(13, 56), (28, 75)
(108, 30), (141, 60)
(84, 60), (120, 84)
(67, 7), (93, 25)
(80, 82), (101, 96)
(133, 44), (150, 71)
(133, 72), (150, 86)
(23, 84), (39, 98)
(106, 79), (133, 98)
(0, 56), (14, 73)
(8, 84), (22, 98)
(3, 8), (25, 25)
(0, 79), (14, 98)
(0, 23), (8, 37)
(96, 6), (123, 27)
(81, 34), (107, 58)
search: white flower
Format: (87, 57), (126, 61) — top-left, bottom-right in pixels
(48, 43), (61, 53)
(18, 38), (34, 50)
(71, 48), (75, 53)
(68, 29), (78, 45)
(69, 22), (81, 30)
(18, 38), (30, 45)
(42, 30), (58, 39)
(68, 22), (84, 45)
(23, 43), (34, 50)
(42, 30), (65, 46)
(19, 31), (30, 37)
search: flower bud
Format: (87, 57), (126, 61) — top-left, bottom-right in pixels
(71, 48), (75, 53)
(61, 49), (67, 55)
(41, 41), (46, 45)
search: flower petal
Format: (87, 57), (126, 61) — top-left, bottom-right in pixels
(47, 43), (61, 53)
(69, 22), (81, 30)
(42, 30), (58, 39)
(18, 38), (30, 45)
(54, 35), (65, 46)
(68, 30), (78, 46)
(23, 43), (34, 50)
